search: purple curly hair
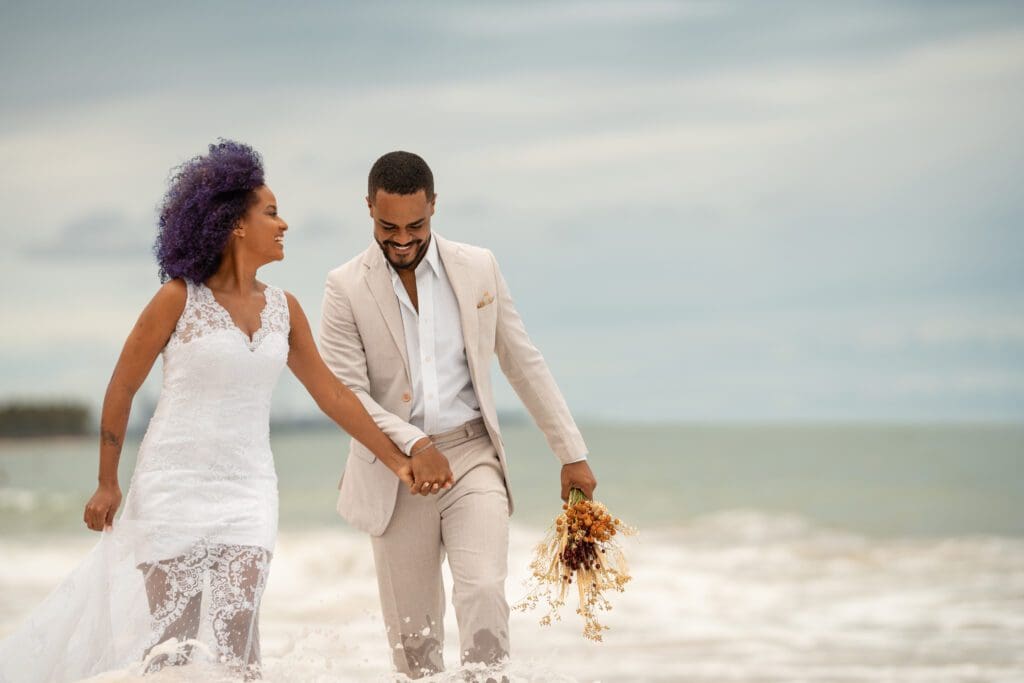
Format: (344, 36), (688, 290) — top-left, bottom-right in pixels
(154, 140), (265, 283)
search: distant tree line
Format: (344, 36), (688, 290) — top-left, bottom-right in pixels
(0, 401), (91, 437)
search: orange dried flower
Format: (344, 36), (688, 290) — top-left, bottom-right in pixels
(514, 487), (636, 642)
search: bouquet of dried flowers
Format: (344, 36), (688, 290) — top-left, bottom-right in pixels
(514, 487), (636, 641)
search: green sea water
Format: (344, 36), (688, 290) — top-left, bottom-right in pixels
(1, 421), (1022, 537)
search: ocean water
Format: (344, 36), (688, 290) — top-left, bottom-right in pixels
(1, 422), (1023, 682)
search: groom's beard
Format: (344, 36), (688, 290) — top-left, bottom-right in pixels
(378, 234), (430, 271)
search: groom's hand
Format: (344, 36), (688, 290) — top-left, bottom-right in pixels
(561, 460), (597, 501)
(408, 437), (455, 496)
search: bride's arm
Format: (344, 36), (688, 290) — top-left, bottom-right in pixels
(83, 279), (186, 532)
(283, 292), (418, 489)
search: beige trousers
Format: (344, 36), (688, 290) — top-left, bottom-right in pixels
(370, 418), (510, 679)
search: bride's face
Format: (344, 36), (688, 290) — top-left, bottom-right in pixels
(235, 185), (288, 263)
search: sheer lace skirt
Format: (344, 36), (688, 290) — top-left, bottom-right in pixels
(0, 526), (274, 682)
(139, 543), (271, 678)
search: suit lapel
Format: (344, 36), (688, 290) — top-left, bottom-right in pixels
(362, 244), (412, 384)
(436, 235), (480, 379)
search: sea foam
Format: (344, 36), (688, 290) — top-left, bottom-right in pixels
(1, 511), (1022, 682)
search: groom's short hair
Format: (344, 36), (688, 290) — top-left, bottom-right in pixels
(368, 151), (434, 201)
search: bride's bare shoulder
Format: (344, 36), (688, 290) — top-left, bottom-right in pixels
(143, 278), (188, 322)
(155, 277), (188, 302)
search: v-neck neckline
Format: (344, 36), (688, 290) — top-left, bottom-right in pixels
(200, 281), (270, 347)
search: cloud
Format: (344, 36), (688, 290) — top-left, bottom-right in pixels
(1, 3), (1023, 421)
(856, 315), (1024, 350)
(885, 370), (1024, 394)
(442, 0), (720, 36)
(22, 209), (153, 260)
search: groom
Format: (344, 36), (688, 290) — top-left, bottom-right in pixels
(319, 151), (596, 678)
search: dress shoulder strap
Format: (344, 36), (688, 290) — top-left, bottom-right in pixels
(168, 279), (215, 348)
(261, 284), (291, 337)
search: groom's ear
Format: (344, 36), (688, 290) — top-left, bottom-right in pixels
(366, 194), (374, 215)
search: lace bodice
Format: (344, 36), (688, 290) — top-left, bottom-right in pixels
(131, 278), (292, 557)
(169, 280), (290, 351)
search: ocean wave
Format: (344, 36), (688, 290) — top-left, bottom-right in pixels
(0, 486), (77, 513)
(1, 511), (1022, 682)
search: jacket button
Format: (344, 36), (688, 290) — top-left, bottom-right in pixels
(402, 392), (411, 402)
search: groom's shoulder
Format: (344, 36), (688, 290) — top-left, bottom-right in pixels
(439, 236), (496, 267)
(326, 244), (376, 287)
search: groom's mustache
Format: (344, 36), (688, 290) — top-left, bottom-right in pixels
(377, 237), (426, 270)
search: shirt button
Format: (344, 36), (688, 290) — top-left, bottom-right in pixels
(401, 393), (411, 403)
(425, 356), (433, 363)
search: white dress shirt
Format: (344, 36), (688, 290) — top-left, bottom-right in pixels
(389, 236), (481, 453)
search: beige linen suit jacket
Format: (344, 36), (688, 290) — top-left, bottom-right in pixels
(320, 234), (588, 536)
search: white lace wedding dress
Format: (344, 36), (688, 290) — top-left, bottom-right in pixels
(0, 279), (290, 682)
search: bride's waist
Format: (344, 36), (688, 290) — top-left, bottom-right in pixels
(135, 437), (274, 471)
(132, 458), (277, 479)
(132, 466), (277, 481)
(146, 408), (271, 431)
(140, 418), (270, 445)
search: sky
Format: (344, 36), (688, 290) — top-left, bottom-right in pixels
(1, 0), (1022, 424)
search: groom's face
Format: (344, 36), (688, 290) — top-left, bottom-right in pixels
(369, 189), (435, 271)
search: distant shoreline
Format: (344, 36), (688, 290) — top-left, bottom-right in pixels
(1, 418), (1022, 447)
(0, 402), (90, 439)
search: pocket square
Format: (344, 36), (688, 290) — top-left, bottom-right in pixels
(476, 291), (494, 309)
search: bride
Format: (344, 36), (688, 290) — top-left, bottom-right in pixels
(0, 140), (447, 681)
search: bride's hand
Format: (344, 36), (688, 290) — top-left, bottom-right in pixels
(407, 442), (454, 496)
(393, 461), (415, 490)
(84, 482), (122, 532)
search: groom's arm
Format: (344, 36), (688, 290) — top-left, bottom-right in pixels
(319, 273), (428, 454)
(489, 251), (595, 497)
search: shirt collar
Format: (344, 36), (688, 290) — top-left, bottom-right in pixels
(422, 234), (441, 277)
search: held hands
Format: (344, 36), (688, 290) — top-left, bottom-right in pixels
(407, 437), (455, 496)
(392, 460), (416, 490)
(83, 481), (122, 531)
(561, 460), (597, 501)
